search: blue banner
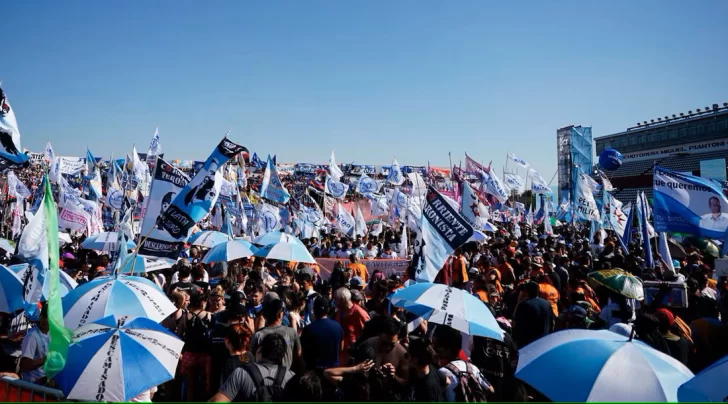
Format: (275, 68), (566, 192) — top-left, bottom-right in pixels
(654, 166), (728, 239)
(159, 137), (246, 240)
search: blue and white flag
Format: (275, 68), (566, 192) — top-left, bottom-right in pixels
(328, 150), (344, 182)
(658, 232), (674, 273)
(575, 172), (601, 222)
(412, 186), (474, 282)
(86, 148), (98, 173)
(507, 152), (529, 169)
(0, 85), (29, 167)
(325, 175), (349, 200)
(257, 202), (282, 234)
(44, 141), (55, 163)
(460, 180), (482, 229)
(526, 206), (533, 226)
(147, 127), (162, 158)
(504, 173), (525, 193)
(17, 175), (51, 320)
(7, 171), (30, 199)
(531, 182), (551, 194)
(544, 196), (553, 235)
(481, 169), (509, 203)
(159, 137), (244, 240)
(527, 168), (550, 190)
(335, 202), (355, 235)
(260, 155), (291, 204)
(251, 153), (265, 171)
(356, 173), (380, 196)
(653, 166), (728, 239)
(387, 158), (404, 186)
(369, 193), (388, 218)
(637, 191), (654, 268)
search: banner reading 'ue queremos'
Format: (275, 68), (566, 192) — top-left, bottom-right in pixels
(159, 138), (247, 241)
(138, 158), (190, 260)
(413, 186), (474, 282)
(653, 166), (728, 239)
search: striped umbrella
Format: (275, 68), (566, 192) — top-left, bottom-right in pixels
(517, 329), (693, 402)
(62, 275), (175, 330)
(81, 232), (136, 252)
(54, 315), (184, 402)
(13, 263), (77, 301)
(188, 230), (230, 248)
(678, 354), (728, 402)
(0, 265), (24, 313)
(202, 239), (257, 264)
(253, 231), (305, 247)
(389, 283), (504, 341)
(588, 269), (644, 300)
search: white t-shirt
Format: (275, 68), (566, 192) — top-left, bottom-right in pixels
(362, 246), (378, 259)
(438, 360), (491, 402)
(381, 251), (399, 259)
(20, 327), (49, 383)
(699, 213), (728, 232)
(599, 298), (640, 328)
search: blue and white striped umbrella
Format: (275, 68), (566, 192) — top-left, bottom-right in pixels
(0, 265), (24, 313)
(516, 329), (694, 402)
(253, 231), (305, 247)
(678, 354), (728, 402)
(62, 275), (175, 330)
(54, 315), (184, 402)
(202, 239), (258, 264)
(118, 255), (173, 274)
(82, 232), (136, 252)
(254, 237), (316, 264)
(13, 263), (77, 301)
(188, 230), (230, 248)
(389, 283), (504, 341)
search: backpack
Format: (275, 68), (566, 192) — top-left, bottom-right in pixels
(243, 363), (287, 402)
(445, 362), (489, 403)
(183, 311), (211, 350)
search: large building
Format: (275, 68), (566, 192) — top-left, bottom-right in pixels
(595, 103), (728, 203)
(557, 125), (593, 202)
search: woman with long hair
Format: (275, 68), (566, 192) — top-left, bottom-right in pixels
(219, 323), (254, 386)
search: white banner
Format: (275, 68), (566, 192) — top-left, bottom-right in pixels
(52, 156), (87, 176)
(58, 207), (89, 232)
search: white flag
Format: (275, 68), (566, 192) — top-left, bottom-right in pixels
(544, 197), (553, 235)
(44, 141), (55, 163)
(575, 172), (601, 222)
(258, 202), (282, 235)
(329, 150), (344, 182)
(147, 127), (162, 157)
(7, 171), (30, 199)
(335, 202), (355, 235)
(386, 158), (404, 186)
(354, 205), (367, 237)
(507, 152), (529, 168)
(325, 175), (350, 200)
(481, 170), (510, 203)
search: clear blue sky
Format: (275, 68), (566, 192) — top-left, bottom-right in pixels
(4, 1), (728, 180)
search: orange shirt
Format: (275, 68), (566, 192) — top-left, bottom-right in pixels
(539, 283), (560, 316)
(498, 264), (515, 285)
(452, 256), (468, 284)
(348, 262), (369, 282)
(474, 290), (489, 304)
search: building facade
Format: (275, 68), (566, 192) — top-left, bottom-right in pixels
(595, 104), (728, 203)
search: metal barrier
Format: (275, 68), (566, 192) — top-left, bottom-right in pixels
(0, 376), (66, 402)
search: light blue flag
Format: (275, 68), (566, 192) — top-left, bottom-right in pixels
(654, 166), (728, 239)
(221, 205), (234, 238)
(147, 127), (162, 157)
(260, 155), (291, 203)
(159, 137), (246, 240)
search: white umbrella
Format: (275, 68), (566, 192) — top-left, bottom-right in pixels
(82, 232), (136, 252)
(253, 237), (316, 264)
(188, 230), (230, 248)
(119, 255), (173, 274)
(202, 239), (258, 264)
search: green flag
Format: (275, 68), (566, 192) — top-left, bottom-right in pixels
(42, 175), (73, 379)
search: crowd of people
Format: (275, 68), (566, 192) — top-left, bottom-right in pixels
(1, 220), (727, 402)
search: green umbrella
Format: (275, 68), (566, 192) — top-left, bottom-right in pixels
(588, 269), (644, 300)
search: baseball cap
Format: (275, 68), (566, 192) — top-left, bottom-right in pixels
(349, 276), (365, 288)
(313, 296), (330, 315)
(350, 290), (365, 302)
(296, 267), (316, 281)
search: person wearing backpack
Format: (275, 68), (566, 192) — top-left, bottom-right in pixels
(210, 333), (295, 402)
(433, 325), (493, 402)
(178, 290), (213, 402)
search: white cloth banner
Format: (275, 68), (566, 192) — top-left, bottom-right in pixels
(325, 175), (350, 200)
(575, 172), (601, 222)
